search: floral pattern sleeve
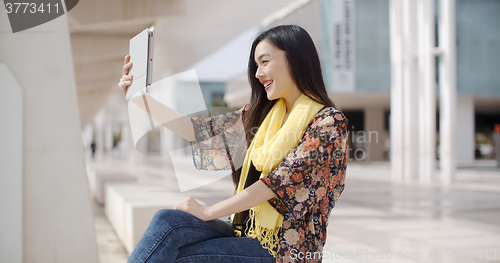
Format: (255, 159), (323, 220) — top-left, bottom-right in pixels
(260, 107), (349, 263)
(189, 105), (248, 171)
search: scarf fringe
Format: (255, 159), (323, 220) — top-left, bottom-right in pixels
(245, 208), (281, 257)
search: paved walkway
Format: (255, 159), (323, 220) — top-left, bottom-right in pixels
(324, 161), (500, 263)
(88, 155), (500, 263)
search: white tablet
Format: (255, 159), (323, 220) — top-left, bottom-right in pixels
(126, 27), (154, 100)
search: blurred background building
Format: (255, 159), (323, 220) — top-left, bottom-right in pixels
(72, 0), (500, 171)
(1, 0), (500, 262)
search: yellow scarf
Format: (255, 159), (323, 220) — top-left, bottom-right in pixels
(230, 94), (324, 256)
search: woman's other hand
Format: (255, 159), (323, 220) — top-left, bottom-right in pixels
(173, 197), (212, 221)
(173, 181), (276, 223)
(118, 54), (133, 96)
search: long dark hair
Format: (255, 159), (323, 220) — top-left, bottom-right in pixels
(231, 25), (335, 186)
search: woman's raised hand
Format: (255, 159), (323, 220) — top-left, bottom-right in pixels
(118, 54), (134, 97)
(119, 53), (197, 142)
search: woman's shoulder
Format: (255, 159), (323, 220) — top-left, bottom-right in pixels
(312, 106), (348, 127)
(317, 106), (342, 115)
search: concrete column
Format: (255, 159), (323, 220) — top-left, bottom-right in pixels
(364, 108), (386, 161)
(93, 111), (105, 158)
(160, 125), (169, 156)
(0, 11), (99, 263)
(104, 122), (114, 154)
(321, 0), (333, 91)
(417, 0), (437, 183)
(456, 96), (475, 162)
(439, 0), (457, 184)
(127, 125), (142, 165)
(389, 0), (404, 182)
(0, 64), (23, 263)
(81, 124), (94, 159)
(161, 69), (176, 158)
(402, 0), (420, 182)
(119, 122), (130, 153)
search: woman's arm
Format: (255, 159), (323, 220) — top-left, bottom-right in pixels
(173, 180), (276, 221)
(130, 94), (196, 141)
(118, 55), (196, 141)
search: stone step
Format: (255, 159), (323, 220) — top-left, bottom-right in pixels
(104, 183), (206, 253)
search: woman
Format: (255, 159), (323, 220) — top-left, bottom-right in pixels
(118, 25), (348, 263)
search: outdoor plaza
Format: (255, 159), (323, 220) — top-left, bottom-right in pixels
(88, 155), (500, 263)
(1, 0), (500, 262)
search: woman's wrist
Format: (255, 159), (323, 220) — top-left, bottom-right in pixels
(204, 205), (217, 221)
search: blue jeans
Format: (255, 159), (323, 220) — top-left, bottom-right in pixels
(127, 209), (276, 263)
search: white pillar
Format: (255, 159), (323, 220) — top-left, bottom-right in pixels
(94, 111), (105, 159)
(417, 0), (437, 183)
(439, 0), (457, 184)
(402, 0), (419, 182)
(127, 125), (142, 165)
(0, 11), (99, 262)
(389, 0), (404, 182)
(81, 124), (94, 159)
(364, 108), (386, 161)
(456, 96), (475, 162)
(160, 125), (170, 156)
(104, 122), (114, 154)
(0, 64), (23, 263)
(119, 122), (130, 153)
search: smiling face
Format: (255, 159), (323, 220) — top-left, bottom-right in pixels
(254, 39), (300, 103)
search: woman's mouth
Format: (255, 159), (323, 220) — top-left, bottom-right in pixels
(263, 80), (273, 91)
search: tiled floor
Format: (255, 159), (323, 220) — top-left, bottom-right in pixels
(92, 201), (130, 263)
(89, 156), (500, 263)
(322, 161), (500, 263)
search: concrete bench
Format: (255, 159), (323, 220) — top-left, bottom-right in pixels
(85, 164), (137, 205)
(104, 183), (206, 253)
(94, 172), (137, 205)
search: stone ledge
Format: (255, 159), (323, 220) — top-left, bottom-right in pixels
(94, 172), (137, 205)
(104, 183), (205, 253)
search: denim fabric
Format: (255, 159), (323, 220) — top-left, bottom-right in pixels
(127, 209), (276, 263)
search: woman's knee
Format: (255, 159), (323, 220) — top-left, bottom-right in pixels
(150, 209), (235, 238)
(151, 209), (197, 226)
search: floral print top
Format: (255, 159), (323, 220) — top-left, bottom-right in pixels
(190, 105), (349, 263)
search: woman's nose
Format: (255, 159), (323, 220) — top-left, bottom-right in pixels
(255, 67), (264, 79)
